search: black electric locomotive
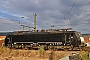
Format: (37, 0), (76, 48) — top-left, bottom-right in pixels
(4, 29), (85, 50)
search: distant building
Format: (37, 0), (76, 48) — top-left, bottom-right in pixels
(83, 36), (90, 42)
(83, 36), (90, 46)
(0, 36), (6, 45)
(0, 32), (10, 45)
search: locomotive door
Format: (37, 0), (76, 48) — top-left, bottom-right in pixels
(64, 33), (73, 46)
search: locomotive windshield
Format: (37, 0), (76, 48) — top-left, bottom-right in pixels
(78, 32), (82, 37)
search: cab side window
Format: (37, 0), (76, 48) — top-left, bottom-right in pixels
(71, 33), (73, 36)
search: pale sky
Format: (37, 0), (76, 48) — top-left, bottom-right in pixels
(0, 0), (90, 34)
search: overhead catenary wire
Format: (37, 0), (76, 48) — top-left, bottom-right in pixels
(64, 0), (76, 20)
(67, 0), (76, 15)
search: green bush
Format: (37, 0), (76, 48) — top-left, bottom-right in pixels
(82, 51), (90, 60)
(38, 45), (45, 56)
(0, 46), (3, 51)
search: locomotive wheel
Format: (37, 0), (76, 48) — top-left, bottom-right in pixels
(21, 45), (25, 49)
(69, 46), (73, 51)
(79, 46), (84, 51)
(24, 46), (28, 50)
(68, 48), (73, 51)
(63, 48), (69, 51)
(48, 46), (55, 50)
(53, 47), (58, 51)
(48, 46), (52, 50)
(29, 47), (33, 50)
(7, 44), (12, 48)
(44, 45), (48, 50)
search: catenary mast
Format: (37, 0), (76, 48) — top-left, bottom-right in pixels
(34, 13), (37, 31)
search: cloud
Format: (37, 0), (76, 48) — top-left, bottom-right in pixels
(0, 18), (21, 32)
(0, 0), (90, 33)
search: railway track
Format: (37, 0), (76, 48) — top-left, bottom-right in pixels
(8, 47), (84, 51)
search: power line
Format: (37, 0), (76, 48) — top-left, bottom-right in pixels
(64, 0), (76, 20)
(51, 22), (90, 27)
(67, 0), (76, 15)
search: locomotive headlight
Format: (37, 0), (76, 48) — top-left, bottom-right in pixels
(50, 44), (52, 45)
(71, 36), (73, 38)
(22, 44), (23, 45)
(12, 44), (13, 45)
(31, 44), (33, 45)
(14, 43), (16, 44)
(64, 44), (65, 46)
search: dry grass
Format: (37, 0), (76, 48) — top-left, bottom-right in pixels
(0, 46), (90, 60)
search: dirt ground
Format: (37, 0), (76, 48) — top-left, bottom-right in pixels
(0, 47), (90, 60)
